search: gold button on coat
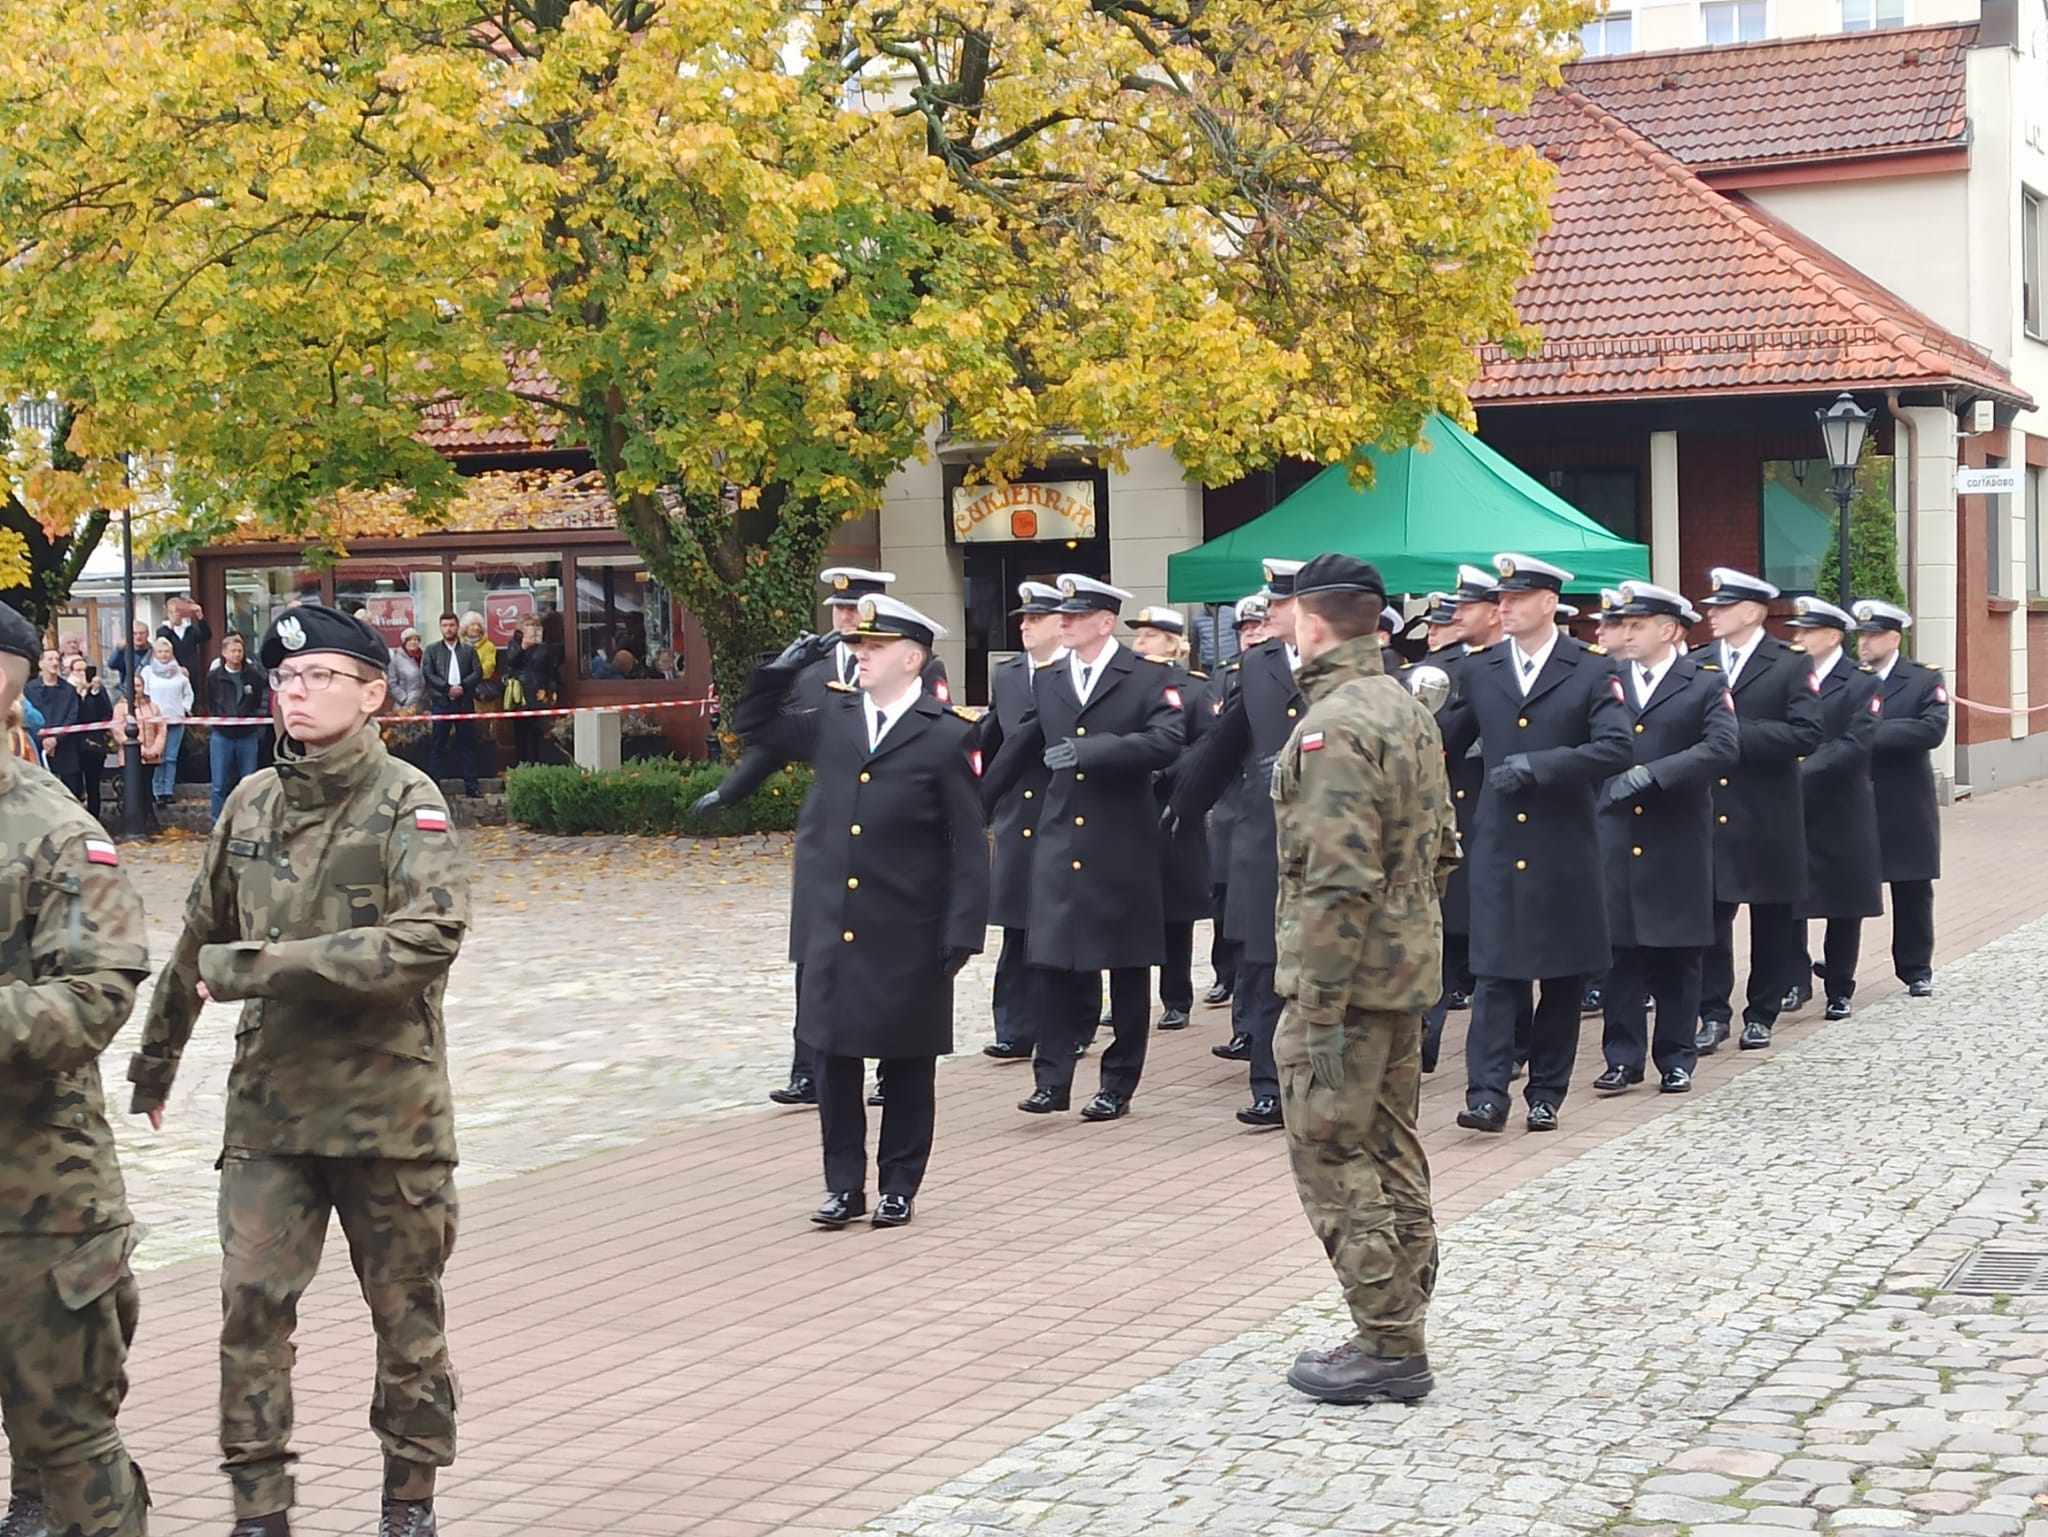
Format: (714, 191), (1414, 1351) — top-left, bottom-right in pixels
(842, 930), (855, 942)
(1023, 789), (1034, 799)
(1516, 812), (1527, 823)
(1022, 828), (1033, 838)
(1632, 846), (1643, 857)
(846, 877), (859, 890)
(850, 823), (861, 835)
(1455, 789), (1466, 800)
(1634, 806), (1644, 816)
(1718, 814), (1729, 824)
(1634, 724), (1645, 734)
(1075, 726), (1087, 736)
(1071, 860), (1083, 870)
(859, 771), (871, 782)
(1515, 859), (1528, 871)
(1287, 707), (1298, 718)
(1517, 716), (1529, 728)
(1719, 777), (1729, 786)
(1074, 816), (1085, 826)
(1075, 772), (1086, 781)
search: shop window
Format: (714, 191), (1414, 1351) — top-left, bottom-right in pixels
(335, 560), (449, 649)
(223, 566), (322, 651)
(1702, 0), (1766, 41)
(452, 554), (565, 651)
(1579, 11), (1633, 54)
(575, 555), (678, 680)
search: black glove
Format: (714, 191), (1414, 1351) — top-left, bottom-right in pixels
(941, 946), (975, 978)
(1043, 738), (1080, 771)
(769, 632), (820, 671)
(1599, 764), (1654, 809)
(803, 631), (841, 668)
(1159, 804), (1182, 838)
(687, 790), (722, 818)
(1486, 754), (1535, 794)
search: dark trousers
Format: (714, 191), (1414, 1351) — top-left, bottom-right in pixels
(1422, 933), (1473, 1071)
(1602, 946), (1701, 1078)
(1233, 960), (1283, 1100)
(1160, 923), (1195, 1013)
(1468, 975), (1583, 1112)
(1209, 885), (1237, 992)
(1701, 900), (1798, 1028)
(511, 714), (546, 766)
(992, 928), (1036, 1050)
(788, 964), (815, 1081)
(77, 751), (106, 820)
(1034, 966), (1150, 1098)
(1890, 880), (1935, 984)
(816, 1053), (937, 1197)
(428, 709), (479, 792)
(1798, 918), (1864, 1002)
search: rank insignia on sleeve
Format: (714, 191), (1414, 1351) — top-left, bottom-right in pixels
(414, 808), (449, 832)
(1301, 732), (1325, 752)
(84, 837), (118, 866)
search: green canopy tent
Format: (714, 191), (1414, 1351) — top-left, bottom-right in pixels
(1166, 414), (1650, 603)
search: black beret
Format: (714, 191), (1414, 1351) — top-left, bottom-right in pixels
(1293, 553), (1388, 601)
(0, 601), (39, 666)
(258, 603), (390, 672)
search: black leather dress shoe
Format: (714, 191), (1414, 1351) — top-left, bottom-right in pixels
(1695, 1018), (1730, 1055)
(1212, 1032), (1252, 1061)
(810, 1192), (866, 1228)
(1659, 1068), (1693, 1094)
(1824, 996), (1851, 1021)
(1739, 1019), (1772, 1050)
(1203, 982), (1233, 1005)
(1781, 982), (1813, 1012)
(1908, 978), (1935, 998)
(767, 1075), (817, 1106)
(1526, 1102), (1559, 1132)
(983, 1041), (1032, 1061)
(1592, 1066), (1641, 1094)
(1079, 1091), (1130, 1121)
(1018, 1088), (1070, 1114)
(872, 1194), (913, 1228)
(1157, 1009), (1190, 1030)
(1236, 1096), (1283, 1128)
(1456, 1103), (1507, 1133)
(1579, 987), (1603, 1016)
(1446, 989), (1471, 1011)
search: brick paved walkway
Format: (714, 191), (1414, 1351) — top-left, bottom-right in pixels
(75, 782), (2048, 1535)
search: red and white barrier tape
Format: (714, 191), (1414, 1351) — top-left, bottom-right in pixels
(36, 693), (716, 741)
(1950, 695), (2048, 718)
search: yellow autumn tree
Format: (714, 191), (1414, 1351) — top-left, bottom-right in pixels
(0, 0), (1585, 700)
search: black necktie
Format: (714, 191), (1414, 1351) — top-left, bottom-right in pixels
(1639, 665), (1653, 693)
(1520, 653), (1536, 681)
(1078, 664), (1092, 696)
(842, 650), (857, 685)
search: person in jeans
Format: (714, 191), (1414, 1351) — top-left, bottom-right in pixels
(140, 636), (193, 803)
(207, 632), (271, 816)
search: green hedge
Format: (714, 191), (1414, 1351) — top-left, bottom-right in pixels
(504, 758), (813, 836)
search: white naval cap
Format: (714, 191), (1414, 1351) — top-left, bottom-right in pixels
(850, 592), (948, 646)
(819, 567), (897, 604)
(1789, 595), (1855, 631)
(1452, 564), (1501, 602)
(1233, 594), (1269, 625)
(1056, 573), (1132, 614)
(1491, 552), (1574, 593)
(1616, 580), (1690, 621)
(1012, 580), (1064, 615)
(1852, 598), (1913, 633)
(1130, 605), (1186, 634)
(1260, 558), (1306, 597)
(1699, 567), (1779, 607)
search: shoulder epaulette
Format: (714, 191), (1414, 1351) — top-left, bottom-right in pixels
(1033, 658), (1060, 671)
(1188, 669), (1208, 680)
(1222, 660), (1242, 673)
(1787, 643), (1807, 654)
(1858, 663), (1875, 672)
(1586, 643), (1608, 656)
(951, 705), (980, 721)
(1699, 661), (1721, 672)
(826, 679), (857, 693)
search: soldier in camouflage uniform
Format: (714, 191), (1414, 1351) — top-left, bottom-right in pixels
(127, 605), (468, 1537)
(0, 598), (153, 1537)
(1269, 556), (1460, 1406)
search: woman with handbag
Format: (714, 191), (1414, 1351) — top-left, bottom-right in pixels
(502, 618), (559, 765)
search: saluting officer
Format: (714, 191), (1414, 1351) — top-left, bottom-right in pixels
(1127, 607), (1212, 1031)
(131, 603), (468, 1537)
(1206, 594), (1268, 1052)
(981, 575), (1185, 1120)
(0, 599), (153, 1537)
(729, 595), (988, 1228)
(1854, 599), (1947, 996)
(1167, 559), (1307, 1129)
(982, 582), (1069, 1062)
(1785, 597), (1883, 1020)
(697, 566), (949, 1108)
(1440, 553), (1632, 1134)
(1690, 568), (1824, 1054)
(1591, 582), (1738, 1096)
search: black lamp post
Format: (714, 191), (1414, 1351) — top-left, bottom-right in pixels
(116, 500), (152, 839)
(1816, 392), (1874, 608)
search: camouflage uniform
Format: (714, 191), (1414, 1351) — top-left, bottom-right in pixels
(128, 724), (468, 1521)
(0, 752), (153, 1537)
(1272, 633), (1460, 1358)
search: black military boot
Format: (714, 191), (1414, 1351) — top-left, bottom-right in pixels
(1, 1491), (46, 1537)
(1286, 1342), (1434, 1404)
(228, 1514), (290, 1537)
(379, 1501), (436, 1537)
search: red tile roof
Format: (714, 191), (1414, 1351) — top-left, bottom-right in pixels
(1563, 23), (1974, 171)
(416, 356), (567, 456)
(1473, 89), (2027, 407)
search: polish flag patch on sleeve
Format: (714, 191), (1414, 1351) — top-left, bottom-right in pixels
(969, 749), (984, 778)
(1163, 687), (1183, 710)
(414, 808), (449, 832)
(1935, 683), (1949, 704)
(1608, 675), (1626, 704)
(1301, 731), (1326, 752)
(935, 679), (951, 703)
(1869, 694), (1882, 717)
(83, 837), (118, 867)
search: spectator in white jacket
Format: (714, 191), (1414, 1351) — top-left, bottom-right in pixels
(140, 636), (193, 803)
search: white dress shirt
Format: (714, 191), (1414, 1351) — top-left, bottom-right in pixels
(1811, 645), (1845, 686)
(1632, 648), (1677, 709)
(835, 640), (860, 687)
(1720, 628), (1765, 687)
(1285, 644), (1301, 674)
(1876, 652), (1898, 681)
(1510, 628), (1560, 697)
(1071, 639), (1119, 704)
(865, 681), (922, 751)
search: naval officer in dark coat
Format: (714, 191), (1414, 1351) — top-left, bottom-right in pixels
(729, 594), (988, 1229)
(1854, 599), (1947, 997)
(1785, 596), (1883, 1020)
(1590, 582), (1739, 1096)
(1205, 594), (1268, 1055)
(1438, 553), (1632, 1134)
(699, 566), (951, 1108)
(1689, 567), (1824, 1054)
(982, 582), (1069, 1061)
(1128, 606), (1212, 1031)
(980, 574), (1186, 1121)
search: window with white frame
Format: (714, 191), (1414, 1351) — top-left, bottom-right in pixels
(2028, 463), (2046, 598)
(1840, 0), (1905, 28)
(1703, 0), (1767, 41)
(2026, 190), (2045, 340)
(1580, 11), (1634, 54)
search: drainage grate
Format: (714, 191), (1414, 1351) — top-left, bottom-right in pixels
(1942, 1247), (2048, 1296)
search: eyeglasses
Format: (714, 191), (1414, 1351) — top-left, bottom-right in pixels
(268, 664), (371, 693)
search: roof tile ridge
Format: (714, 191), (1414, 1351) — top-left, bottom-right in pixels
(1561, 19), (1978, 74)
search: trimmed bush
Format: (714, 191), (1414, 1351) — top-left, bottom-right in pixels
(504, 757), (812, 836)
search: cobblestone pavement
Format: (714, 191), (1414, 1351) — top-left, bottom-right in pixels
(856, 918), (2048, 1537)
(115, 826), (1013, 1270)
